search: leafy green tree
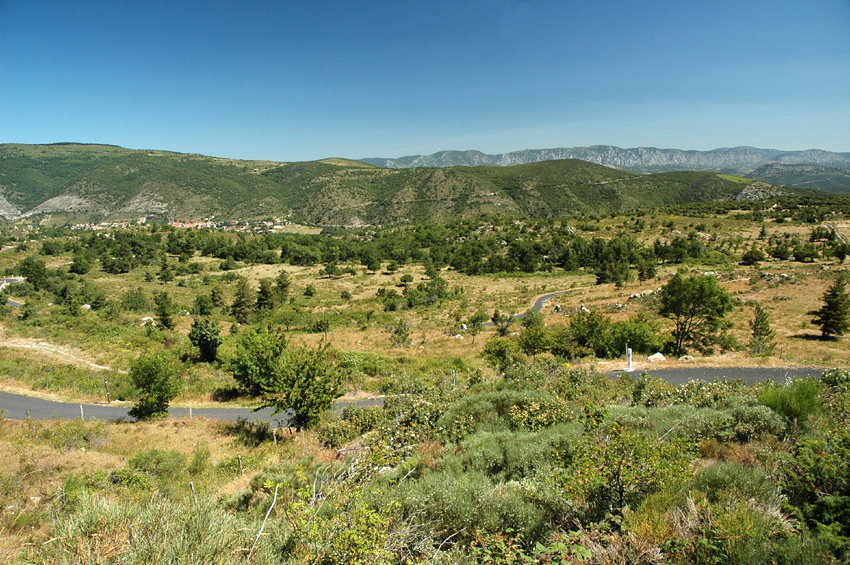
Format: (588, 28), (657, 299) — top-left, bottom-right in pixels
(230, 277), (254, 324)
(467, 310), (489, 344)
(189, 317), (222, 363)
(569, 310), (613, 358)
(128, 351), (182, 420)
(658, 273), (733, 354)
(279, 309), (300, 331)
(69, 252), (91, 275)
(811, 274), (850, 339)
(491, 309), (514, 337)
(482, 336), (520, 373)
(121, 287), (148, 312)
(229, 326), (288, 396)
(153, 291), (176, 330)
(748, 303), (776, 356)
(741, 244), (766, 266)
(520, 310), (544, 329)
(518, 324), (548, 357)
(229, 326), (342, 430)
(15, 255), (48, 291)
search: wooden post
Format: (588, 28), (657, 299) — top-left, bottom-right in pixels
(104, 379), (111, 404)
(190, 481), (197, 503)
(80, 405), (84, 420)
(238, 455), (243, 475)
(272, 428), (278, 449)
(189, 404), (193, 420)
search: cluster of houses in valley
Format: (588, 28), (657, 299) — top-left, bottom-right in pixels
(67, 216), (294, 234)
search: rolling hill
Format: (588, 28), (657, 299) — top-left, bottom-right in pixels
(0, 143), (786, 226)
(363, 145), (850, 193)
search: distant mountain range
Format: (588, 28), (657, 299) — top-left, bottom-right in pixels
(362, 145), (850, 194)
(0, 143), (801, 226)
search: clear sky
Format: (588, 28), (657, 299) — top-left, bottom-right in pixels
(2, 0), (849, 161)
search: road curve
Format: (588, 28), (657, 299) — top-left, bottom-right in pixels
(2, 277), (24, 307)
(0, 367), (829, 423)
(0, 391), (382, 426)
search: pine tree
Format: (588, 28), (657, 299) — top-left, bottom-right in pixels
(153, 291), (176, 330)
(811, 274), (850, 339)
(255, 278), (277, 312)
(231, 277), (254, 324)
(748, 303), (776, 356)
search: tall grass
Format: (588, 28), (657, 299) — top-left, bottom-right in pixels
(29, 493), (282, 564)
(758, 377), (822, 430)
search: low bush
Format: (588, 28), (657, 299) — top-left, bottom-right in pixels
(691, 461), (779, 505)
(759, 377), (823, 430)
(731, 404), (786, 442)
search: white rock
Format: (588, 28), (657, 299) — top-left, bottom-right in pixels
(648, 352), (666, 361)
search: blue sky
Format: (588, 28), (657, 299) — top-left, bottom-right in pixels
(2, 0), (849, 161)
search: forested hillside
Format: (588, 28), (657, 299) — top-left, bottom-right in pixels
(1, 143), (774, 225)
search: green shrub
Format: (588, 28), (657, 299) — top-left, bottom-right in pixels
(731, 405), (786, 442)
(223, 418), (271, 447)
(784, 429), (850, 559)
(548, 367), (612, 402)
(458, 425), (578, 482)
(341, 404), (387, 433)
(39, 418), (109, 452)
(672, 379), (748, 408)
(759, 377), (823, 430)
(632, 373), (675, 407)
(395, 468), (548, 545)
(128, 449), (186, 479)
(821, 368), (850, 390)
(108, 467), (152, 489)
(692, 462), (780, 505)
(317, 418), (359, 449)
(437, 389), (570, 442)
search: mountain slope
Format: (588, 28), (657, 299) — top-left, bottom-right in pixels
(1, 143), (783, 225)
(363, 145), (850, 174)
(744, 163), (850, 195)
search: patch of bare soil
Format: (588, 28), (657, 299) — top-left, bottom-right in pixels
(0, 323), (115, 372)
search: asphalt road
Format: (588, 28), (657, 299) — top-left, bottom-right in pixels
(2, 277), (24, 307)
(0, 367), (828, 424)
(605, 366), (825, 385)
(0, 391), (383, 426)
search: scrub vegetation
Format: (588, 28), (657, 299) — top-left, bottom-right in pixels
(1, 194), (850, 562)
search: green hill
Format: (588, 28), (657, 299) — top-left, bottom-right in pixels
(0, 143), (776, 225)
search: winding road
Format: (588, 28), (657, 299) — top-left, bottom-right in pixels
(0, 279), (833, 423)
(2, 277), (25, 307)
(0, 391), (382, 426)
(0, 367), (828, 424)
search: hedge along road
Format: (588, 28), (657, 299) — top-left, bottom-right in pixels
(0, 367), (827, 424)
